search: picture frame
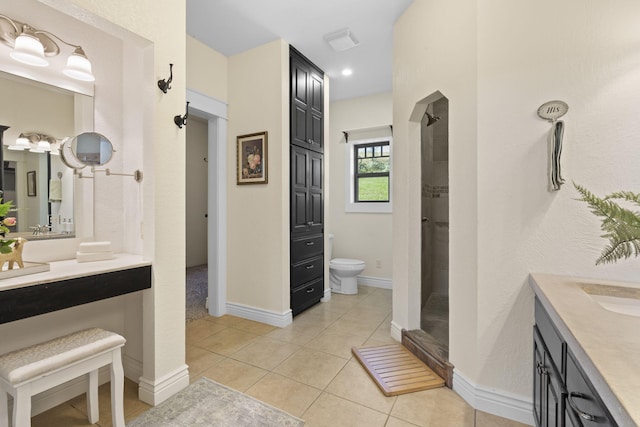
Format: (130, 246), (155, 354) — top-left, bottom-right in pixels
(27, 171), (36, 197)
(237, 131), (268, 185)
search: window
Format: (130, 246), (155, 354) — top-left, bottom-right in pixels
(354, 141), (390, 202)
(345, 136), (392, 213)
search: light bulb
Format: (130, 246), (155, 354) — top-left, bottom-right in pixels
(63, 47), (95, 82)
(10, 28), (48, 67)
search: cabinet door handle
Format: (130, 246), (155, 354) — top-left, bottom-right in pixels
(305, 241), (315, 246)
(307, 138), (314, 144)
(307, 221), (313, 226)
(567, 392), (597, 422)
(305, 265), (315, 270)
(306, 288), (315, 293)
(536, 362), (546, 375)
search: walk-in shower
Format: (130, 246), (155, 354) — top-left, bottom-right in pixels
(420, 97), (449, 355)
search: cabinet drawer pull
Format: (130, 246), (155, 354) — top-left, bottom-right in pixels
(305, 241), (315, 246)
(536, 362), (546, 375)
(305, 265), (315, 270)
(306, 288), (315, 293)
(567, 392), (597, 422)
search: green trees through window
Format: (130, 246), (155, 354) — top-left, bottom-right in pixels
(354, 141), (390, 202)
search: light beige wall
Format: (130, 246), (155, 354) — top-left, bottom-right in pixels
(392, 0), (478, 376)
(329, 92), (393, 279)
(186, 35), (228, 103)
(226, 39), (290, 313)
(394, 0), (640, 406)
(475, 0), (640, 396)
(0, 0), (186, 408)
(61, 0), (188, 401)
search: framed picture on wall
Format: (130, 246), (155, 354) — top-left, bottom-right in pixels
(27, 171), (36, 197)
(237, 131), (268, 185)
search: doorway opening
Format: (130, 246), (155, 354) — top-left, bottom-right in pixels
(184, 90), (228, 323)
(185, 115), (209, 322)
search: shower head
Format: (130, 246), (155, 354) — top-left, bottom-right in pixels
(425, 112), (440, 127)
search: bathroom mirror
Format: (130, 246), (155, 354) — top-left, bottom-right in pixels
(0, 70), (93, 239)
(61, 132), (114, 169)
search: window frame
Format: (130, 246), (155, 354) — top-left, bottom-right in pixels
(345, 136), (392, 214)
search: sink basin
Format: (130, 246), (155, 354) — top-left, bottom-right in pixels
(580, 283), (640, 318)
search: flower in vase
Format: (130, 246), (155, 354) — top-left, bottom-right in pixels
(0, 198), (17, 254)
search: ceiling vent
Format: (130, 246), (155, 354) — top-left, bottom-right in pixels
(323, 28), (359, 52)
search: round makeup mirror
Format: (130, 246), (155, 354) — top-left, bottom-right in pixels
(61, 132), (114, 169)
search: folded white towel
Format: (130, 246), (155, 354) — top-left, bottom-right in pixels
(76, 251), (114, 263)
(49, 179), (62, 202)
(78, 241), (112, 253)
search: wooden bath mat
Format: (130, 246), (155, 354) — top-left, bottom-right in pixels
(352, 344), (444, 396)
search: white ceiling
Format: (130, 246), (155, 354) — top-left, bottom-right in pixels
(186, 0), (414, 101)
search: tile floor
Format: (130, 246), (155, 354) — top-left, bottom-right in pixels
(30, 286), (530, 426)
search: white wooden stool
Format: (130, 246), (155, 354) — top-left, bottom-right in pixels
(0, 328), (126, 427)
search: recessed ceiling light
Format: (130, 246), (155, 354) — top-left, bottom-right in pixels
(341, 68), (353, 76)
(323, 28), (360, 52)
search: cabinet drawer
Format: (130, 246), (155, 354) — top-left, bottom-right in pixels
(535, 298), (566, 376)
(291, 255), (323, 288)
(291, 277), (323, 314)
(565, 350), (617, 426)
(291, 234), (323, 263)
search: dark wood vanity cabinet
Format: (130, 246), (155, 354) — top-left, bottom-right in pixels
(290, 46), (324, 316)
(0, 266), (152, 324)
(565, 350), (616, 427)
(533, 298), (617, 427)
(533, 325), (564, 427)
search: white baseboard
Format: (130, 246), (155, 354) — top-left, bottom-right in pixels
(29, 354), (143, 417)
(321, 287), (331, 302)
(138, 364), (190, 406)
(390, 320), (403, 342)
(453, 370), (534, 426)
(226, 302), (293, 328)
(358, 275), (392, 290)
(123, 354), (143, 381)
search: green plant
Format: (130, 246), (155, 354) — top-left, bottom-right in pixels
(574, 183), (640, 265)
(0, 198), (16, 254)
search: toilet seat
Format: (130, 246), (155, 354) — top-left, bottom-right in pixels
(330, 258), (365, 270)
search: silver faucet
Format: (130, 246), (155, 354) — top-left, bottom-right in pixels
(30, 225), (51, 235)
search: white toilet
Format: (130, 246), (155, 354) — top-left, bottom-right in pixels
(328, 234), (366, 295)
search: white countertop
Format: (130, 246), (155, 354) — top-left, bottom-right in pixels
(0, 254), (152, 292)
(529, 273), (640, 426)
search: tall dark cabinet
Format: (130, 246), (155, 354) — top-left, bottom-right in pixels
(290, 47), (324, 316)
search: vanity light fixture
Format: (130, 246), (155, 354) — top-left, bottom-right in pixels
(158, 63), (173, 93)
(8, 132), (60, 154)
(0, 13), (95, 82)
(174, 101), (190, 129)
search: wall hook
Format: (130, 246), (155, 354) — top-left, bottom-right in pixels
(174, 101), (189, 128)
(158, 63), (173, 93)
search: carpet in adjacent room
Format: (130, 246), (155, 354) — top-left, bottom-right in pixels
(186, 264), (208, 323)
